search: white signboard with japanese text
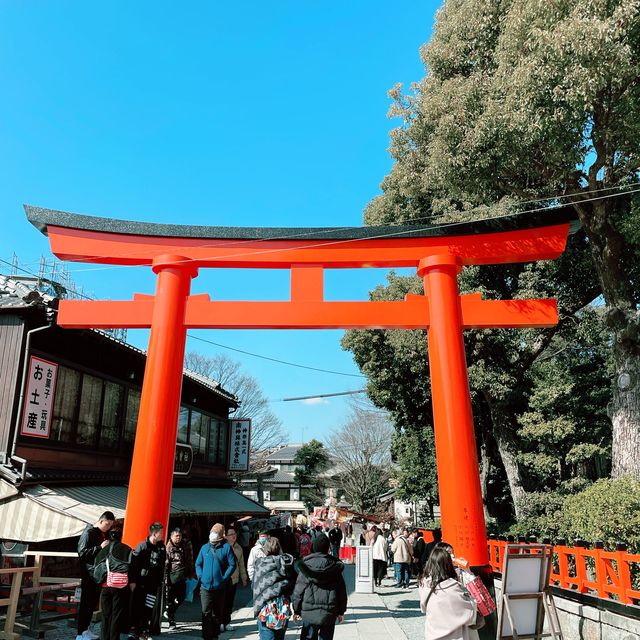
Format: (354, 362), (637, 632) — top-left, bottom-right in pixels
(21, 356), (58, 439)
(228, 419), (251, 471)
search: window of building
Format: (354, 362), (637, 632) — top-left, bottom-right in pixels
(217, 420), (228, 466)
(100, 381), (124, 450)
(76, 373), (103, 447)
(189, 410), (208, 461)
(51, 366), (81, 443)
(177, 407), (189, 444)
(269, 487), (289, 501)
(207, 418), (219, 464)
(123, 388), (141, 447)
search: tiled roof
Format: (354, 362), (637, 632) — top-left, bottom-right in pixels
(0, 274), (55, 309)
(264, 444), (304, 462)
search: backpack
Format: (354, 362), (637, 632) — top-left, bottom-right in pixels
(258, 595), (292, 630)
(92, 543), (131, 585)
(298, 533), (312, 557)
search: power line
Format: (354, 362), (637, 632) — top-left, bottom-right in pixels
(0, 257), (368, 379)
(276, 389), (367, 402)
(186, 334), (365, 378)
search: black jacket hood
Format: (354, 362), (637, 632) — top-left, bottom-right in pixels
(295, 553), (344, 585)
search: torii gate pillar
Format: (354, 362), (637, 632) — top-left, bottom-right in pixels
(420, 253), (486, 563)
(124, 255), (197, 541)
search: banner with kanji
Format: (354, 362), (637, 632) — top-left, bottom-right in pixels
(228, 419), (251, 471)
(21, 356), (58, 438)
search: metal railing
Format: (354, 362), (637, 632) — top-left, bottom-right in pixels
(488, 536), (640, 606)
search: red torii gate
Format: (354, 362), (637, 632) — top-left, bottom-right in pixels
(26, 205), (577, 570)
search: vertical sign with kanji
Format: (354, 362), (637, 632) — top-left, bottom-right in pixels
(20, 356), (58, 439)
(228, 419), (251, 472)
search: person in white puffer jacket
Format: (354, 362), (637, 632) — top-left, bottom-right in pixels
(371, 527), (388, 587)
(247, 530), (270, 581)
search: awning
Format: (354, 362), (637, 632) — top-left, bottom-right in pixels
(0, 494), (86, 542)
(0, 484), (268, 543)
(263, 500), (307, 512)
(0, 478), (19, 501)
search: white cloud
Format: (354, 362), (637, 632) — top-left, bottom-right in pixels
(301, 397), (329, 406)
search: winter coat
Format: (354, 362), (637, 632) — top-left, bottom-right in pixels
(229, 541), (248, 586)
(391, 536), (413, 563)
(292, 552), (347, 626)
(247, 542), (266, 580)
(419, 577), (479, 640)
(372, 535), (388, 562)
(328, 528), (342, 546)
(132, 538), (166, 587)
(165, 538), (194, 580)
(364, 529), (376, 546)
(196, 540), (236, 591)
(77, 525), (107, 576)
(252, 554), (295, 616)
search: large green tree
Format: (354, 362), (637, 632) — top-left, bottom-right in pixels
(365, 0), (640, 478)
(294, 439), (330, 509)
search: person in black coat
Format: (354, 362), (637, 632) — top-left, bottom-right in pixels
(76, 511), (115, 640)
(94, 528), (135, 640)
(422, 528), (442, 568)
(327, 525), (342, 559)
(292, 535), (347, 640)
(413, 533), (426, 577)
(129, 523), (166, 640)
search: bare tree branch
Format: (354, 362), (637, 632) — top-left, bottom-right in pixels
(184, 351), (286, 465)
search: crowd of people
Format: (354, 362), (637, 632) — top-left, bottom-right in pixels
(75, 513), (348, 640)
(360, 524), (486, 640)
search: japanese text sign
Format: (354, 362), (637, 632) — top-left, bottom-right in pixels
(21, 356), (58, 439)
(228, 419), (251, 472)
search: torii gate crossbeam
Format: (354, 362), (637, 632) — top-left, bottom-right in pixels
(26, 205), (578, 571)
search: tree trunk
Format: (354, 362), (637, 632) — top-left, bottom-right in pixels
(479, 429), (491, 521)
(611, 337), (640, 478)
(577, 199), (640, 479)
(483, 394), (527, 517)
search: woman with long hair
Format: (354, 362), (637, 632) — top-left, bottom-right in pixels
(371, 527), (388, 587)
(418, 547), (480, 640)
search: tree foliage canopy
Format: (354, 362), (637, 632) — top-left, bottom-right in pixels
(344, 0), (640, 530)
(293, 439), (330, 509)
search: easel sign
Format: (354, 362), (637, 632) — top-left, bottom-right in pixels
(497, 544), (563, 640)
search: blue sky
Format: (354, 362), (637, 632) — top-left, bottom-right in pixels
(0, 1), (440, 443)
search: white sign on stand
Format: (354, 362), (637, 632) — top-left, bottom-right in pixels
(355, 545), (374, 593)
(498, 544), (563, 640)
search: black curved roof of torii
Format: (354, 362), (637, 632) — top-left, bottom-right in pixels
(25, 204), (580, 240)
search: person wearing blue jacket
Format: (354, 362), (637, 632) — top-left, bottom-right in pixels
(196, 523), (236, 640)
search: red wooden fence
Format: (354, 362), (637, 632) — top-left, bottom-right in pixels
(488, 537), (640, 606)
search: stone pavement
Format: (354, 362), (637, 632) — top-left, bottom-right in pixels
(42, 565), (423, 640)
(374, 571), (424, 640)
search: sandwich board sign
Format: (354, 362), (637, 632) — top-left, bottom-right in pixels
(498, 544), (563, 640)
(355, 545), (374, 594)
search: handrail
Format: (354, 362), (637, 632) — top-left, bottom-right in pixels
(488, 537), (640, 607)
(0, 551), (82, 640)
